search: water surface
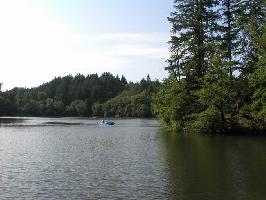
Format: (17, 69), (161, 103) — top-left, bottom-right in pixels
(0, 117), (265, 199)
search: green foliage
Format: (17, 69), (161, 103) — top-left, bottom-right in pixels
(153, 0), (266, 134)
(130, 92), (151, 117)
(92, 102), (103, 117)
(192, 56), (235, 132)
(168, 0), (219, 80)
(66, 100), (87, 116)
(152, 78), (192, 131)
(0, 73), (159, 118)
(248, 66), (266, 127)
(0, 73), (125, 116)
(237, 0), (266, 76)
(245, 23), (266, 129)
(53, 100), (65, 115)
(187, 106), (222, 133)
(94, 77), (160, 118)
(220, 0), (242, 76)
(197, 57), (233, 108)
(0, 94), (17, 116)
(102, 95), (132, 117)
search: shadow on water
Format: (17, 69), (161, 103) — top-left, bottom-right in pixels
(156, 129), (266, 200)
(43, 122), (84, 125)
(0, 117), (91, 127)
(0, 117), (26, 125)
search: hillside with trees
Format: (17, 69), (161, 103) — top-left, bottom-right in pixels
(152, 0), (266, 134)
(93, 75), (160, 118)
(0, 73), (160, 117)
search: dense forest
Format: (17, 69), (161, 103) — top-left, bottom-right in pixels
(152, 0), (265, 133)
(0, 73), (160, 118)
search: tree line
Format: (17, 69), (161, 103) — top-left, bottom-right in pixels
(92, 75), (160, 118)
(152, 0), (265, 133)
(0, 73), (160, 117)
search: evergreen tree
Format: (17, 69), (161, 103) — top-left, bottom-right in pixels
(192, 56), (234, 133)
(238, 0), (266, 76)
(247, 24), (266, 128)
(168, 0), (219, 82)
(220, 0), (242, 76)
(153, 0), (265, 134)
(165, 36), (184, 81)
(161, 0), (220, 131)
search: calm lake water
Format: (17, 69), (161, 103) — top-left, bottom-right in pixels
(0, 117), (265, 200)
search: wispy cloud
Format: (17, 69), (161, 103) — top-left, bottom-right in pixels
(77, 32), (169, 43)
(74, 32), (170, 59)
(104, 44), (168, 58)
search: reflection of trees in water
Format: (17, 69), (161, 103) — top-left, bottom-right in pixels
(0, 118), (25, 124)
(156, 129), (266, 200)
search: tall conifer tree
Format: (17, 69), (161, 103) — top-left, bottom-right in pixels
(153, 0), (265, 133)
(238, 0), (266, 76)
(168, 0), (219, 86)
(220, 0), (242, 76)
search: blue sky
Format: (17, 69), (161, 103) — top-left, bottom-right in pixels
(34, 0), (172, 33)
(0, 0), (173, 90)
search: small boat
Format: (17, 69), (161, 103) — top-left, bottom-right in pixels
(97, 119), (115, 125)
(105, 120), (115, 125)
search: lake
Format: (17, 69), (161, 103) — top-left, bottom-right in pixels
(0, 117), (265, 200)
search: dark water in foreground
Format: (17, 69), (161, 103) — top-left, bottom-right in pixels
(0, 117), (265, 200)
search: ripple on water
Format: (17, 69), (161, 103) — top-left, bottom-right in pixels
(0, 118), (266, 200)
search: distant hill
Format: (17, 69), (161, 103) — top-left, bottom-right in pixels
(0, 73), (160, 117)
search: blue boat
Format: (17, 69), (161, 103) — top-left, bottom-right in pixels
(97, 119), (115, 125)
(105, 120), (115, 125)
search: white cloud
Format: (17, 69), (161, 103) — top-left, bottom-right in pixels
(107, 44), (169, 58)
(0, 0), (169, 90)
(77, 32), (169, 43)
